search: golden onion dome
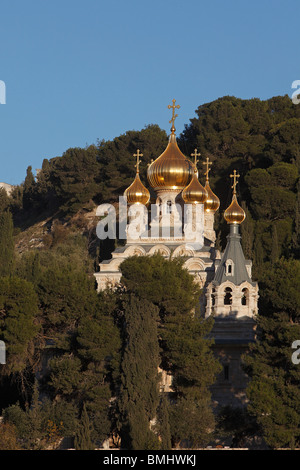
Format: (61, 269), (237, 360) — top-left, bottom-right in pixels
(202, 156), (220, 213)
(147, 132), (194, 190)
(224, 170), (245, 224)
(182, 149), (207, 204)
(182, 171), (208, 204)
(204, 181), (220, 213)
(147, 99), (194, 190)
(124, 149), (150, 205)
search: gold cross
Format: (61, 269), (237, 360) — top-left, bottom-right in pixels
(203, 157), (212, 181)
(168, 99), (180, 129)
(230, 169), (240, 194)
(191, 149), (200, 170)
(133, 149), (143, 173)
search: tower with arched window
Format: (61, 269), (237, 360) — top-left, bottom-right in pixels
(205, 171), (258, 408)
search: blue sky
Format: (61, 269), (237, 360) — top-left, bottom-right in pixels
(0, 0), (299, 185)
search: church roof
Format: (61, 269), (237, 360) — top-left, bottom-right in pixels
(213, 224), (255, 286)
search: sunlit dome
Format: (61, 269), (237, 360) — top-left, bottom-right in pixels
(224, 170), (245, 224)
(147, 99), (194, 191)
(124, 149), (150, 205)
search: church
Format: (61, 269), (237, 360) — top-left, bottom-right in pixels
(94, 100), (259, 409)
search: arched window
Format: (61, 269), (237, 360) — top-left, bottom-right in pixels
(241, 288), (249, 306)
(211, 288), (215, 306)
(167, 200), (172, 214)
(225, 260), (234, 276)
(224, 287), (232, 305)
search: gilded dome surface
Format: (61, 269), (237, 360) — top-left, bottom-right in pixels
(124, 173), (150, 205)
(147, 134), (194, 190)
(224, 195), (245, 224)
(224, 170), (245, 224)
(182, 171), (208, 204)
(124, 149), (150, 205)
(204, 181), (220, 213)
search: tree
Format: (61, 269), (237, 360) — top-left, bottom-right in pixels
(119, 255), (220, 448)
(0, 277), (39, 377)
(117, 294), (161, 450)
(0, 210), (15, 276)
(0, 422), (19, 450)
(50, 145), (100, 214)
(22, 165), (36, 211)
(240, 201), (254, 260)
(270, 225), (279, 264)
(97, 124), (168, 202)
(74, 403), (95, 450)
(244, 259), (300, 448)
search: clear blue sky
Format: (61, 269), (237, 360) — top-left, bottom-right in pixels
(0, 0), (299, 185)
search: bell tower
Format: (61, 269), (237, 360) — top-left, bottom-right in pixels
(206, 170), (258, 408)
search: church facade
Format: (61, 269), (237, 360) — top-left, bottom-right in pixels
(94, 100), (258, 409)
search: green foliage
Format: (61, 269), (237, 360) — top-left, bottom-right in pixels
(0, 277), (39, 374)
(50, 145), (100, 214)
(0, 210), (15, 276)
(244, 259), (300, 448)
(117, 293), (161, 450)
(74, 403), (95, 450)
(2, 94), (300, 448)
(22, 166), (36, 211)
(118, 255), (220, 448)
(97, 124), (168, 202)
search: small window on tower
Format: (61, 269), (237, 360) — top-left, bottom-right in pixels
(225, 260), (234, 276)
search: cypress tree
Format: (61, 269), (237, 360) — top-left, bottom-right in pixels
(271, 224), (279, 264)
(0, 210), (15, 276)
(241, 201), (254, 260)
(23, 166), (36, 211)
(74, 404), (95, 450)
(119, 255), (220, 448)
(118, 294), (160, 450)
(157, 394), (172, 450)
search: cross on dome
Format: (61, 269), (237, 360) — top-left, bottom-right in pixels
(230, 169), (240, 195)
(167, 99), (180, 132)
(191, 149), (200, 171)
(203, 157), (212, 181)
(133, 149), (143, 173)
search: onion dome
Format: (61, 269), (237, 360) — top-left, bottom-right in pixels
(182, 149), (208, 204)
(202, 157), (220, 213)
(147, 100), (194, 190)
(124, 149), (150, 205)
(224, 170), (245, 224)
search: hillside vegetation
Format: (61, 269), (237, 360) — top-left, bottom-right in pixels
(0, 94), (299, 450)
